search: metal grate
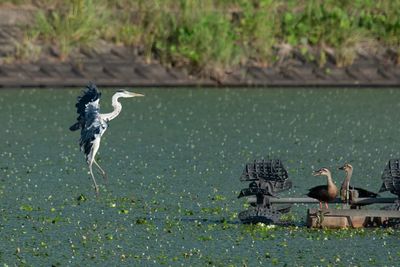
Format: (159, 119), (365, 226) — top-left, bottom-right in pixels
(380, 159), (400, 196)
(239, 159), (292, 193)
(237, 159), (293, 223)
(240, 159), (289, 181)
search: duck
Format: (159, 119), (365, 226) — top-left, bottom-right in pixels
(307, 168), (338, 209)
(338, 163), (378, 204)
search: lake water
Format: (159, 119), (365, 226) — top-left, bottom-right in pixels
(0, 88), (399, 265)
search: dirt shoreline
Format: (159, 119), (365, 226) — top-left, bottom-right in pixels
(0, 5), (399, 88)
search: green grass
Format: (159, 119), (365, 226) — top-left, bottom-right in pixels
(31, 0), (108, 59)
(4, 0), (400, 71)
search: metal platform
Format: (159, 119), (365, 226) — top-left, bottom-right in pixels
(237, 159), (400, 227)
(307, 208), (400, 228)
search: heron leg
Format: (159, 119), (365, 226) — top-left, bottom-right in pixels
(93, 159), (108, 183)
(87, 138), (101, 195)
(319, 202), (322, 209)
(88, 161), (99, 195)
(325, 202), (329, 209)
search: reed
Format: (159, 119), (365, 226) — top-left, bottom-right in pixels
(4, 0), (400, 70)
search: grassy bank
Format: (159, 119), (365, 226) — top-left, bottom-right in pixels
(3, 0), (400, 74)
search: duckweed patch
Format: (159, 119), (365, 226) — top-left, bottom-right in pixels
(1, 88), (400, 265)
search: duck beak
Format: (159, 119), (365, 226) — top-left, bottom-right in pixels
(338, 166), (345, 170)
(312, 170), (321, 176)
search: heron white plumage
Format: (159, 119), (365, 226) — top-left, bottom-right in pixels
(70, 83), (144, 194)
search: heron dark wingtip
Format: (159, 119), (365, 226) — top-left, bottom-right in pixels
(74, 82), (102, 114)
(69, 122), (80, 131)
(84, 82), (101, 100)
(86, 82), (100, 93)
(70, 82), (103, 136)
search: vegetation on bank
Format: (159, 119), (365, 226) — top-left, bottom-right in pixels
(2, 0), (400, 74)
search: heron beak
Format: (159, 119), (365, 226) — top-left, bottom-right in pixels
(130, 92), (144, 97)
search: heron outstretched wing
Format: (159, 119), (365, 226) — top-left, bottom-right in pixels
(70, 82), (143, 194)
(69, 82), (102, 131)
(79, 99), (107, 160)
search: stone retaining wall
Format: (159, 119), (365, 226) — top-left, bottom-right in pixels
(0, 5), (399, 88)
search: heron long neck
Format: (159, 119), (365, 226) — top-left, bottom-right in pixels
(101, 94), (122, 121)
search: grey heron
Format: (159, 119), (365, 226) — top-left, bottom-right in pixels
(70, 83), (144, 194)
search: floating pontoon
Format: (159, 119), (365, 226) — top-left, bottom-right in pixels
(238, 159), (400, 228)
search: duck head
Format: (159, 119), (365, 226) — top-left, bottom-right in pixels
(338, 163), (353, 172)
(312, 168), (331, 177)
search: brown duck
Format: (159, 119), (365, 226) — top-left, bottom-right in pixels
(338, 163), (378, 203)
(307, 168), (338, 209)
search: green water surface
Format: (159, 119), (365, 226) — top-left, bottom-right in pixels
(0, 88), (400, 266)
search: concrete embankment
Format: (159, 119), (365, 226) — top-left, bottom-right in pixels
(0, 5), (399, 88)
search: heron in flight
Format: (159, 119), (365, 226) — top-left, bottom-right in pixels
(70, 83), (144, 194)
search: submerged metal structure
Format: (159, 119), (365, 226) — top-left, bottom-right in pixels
(237, 159), (293, 224)
(380, 159), (400, 198)
(238, 159), (400, 227)
(379, 159), (400, 227)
